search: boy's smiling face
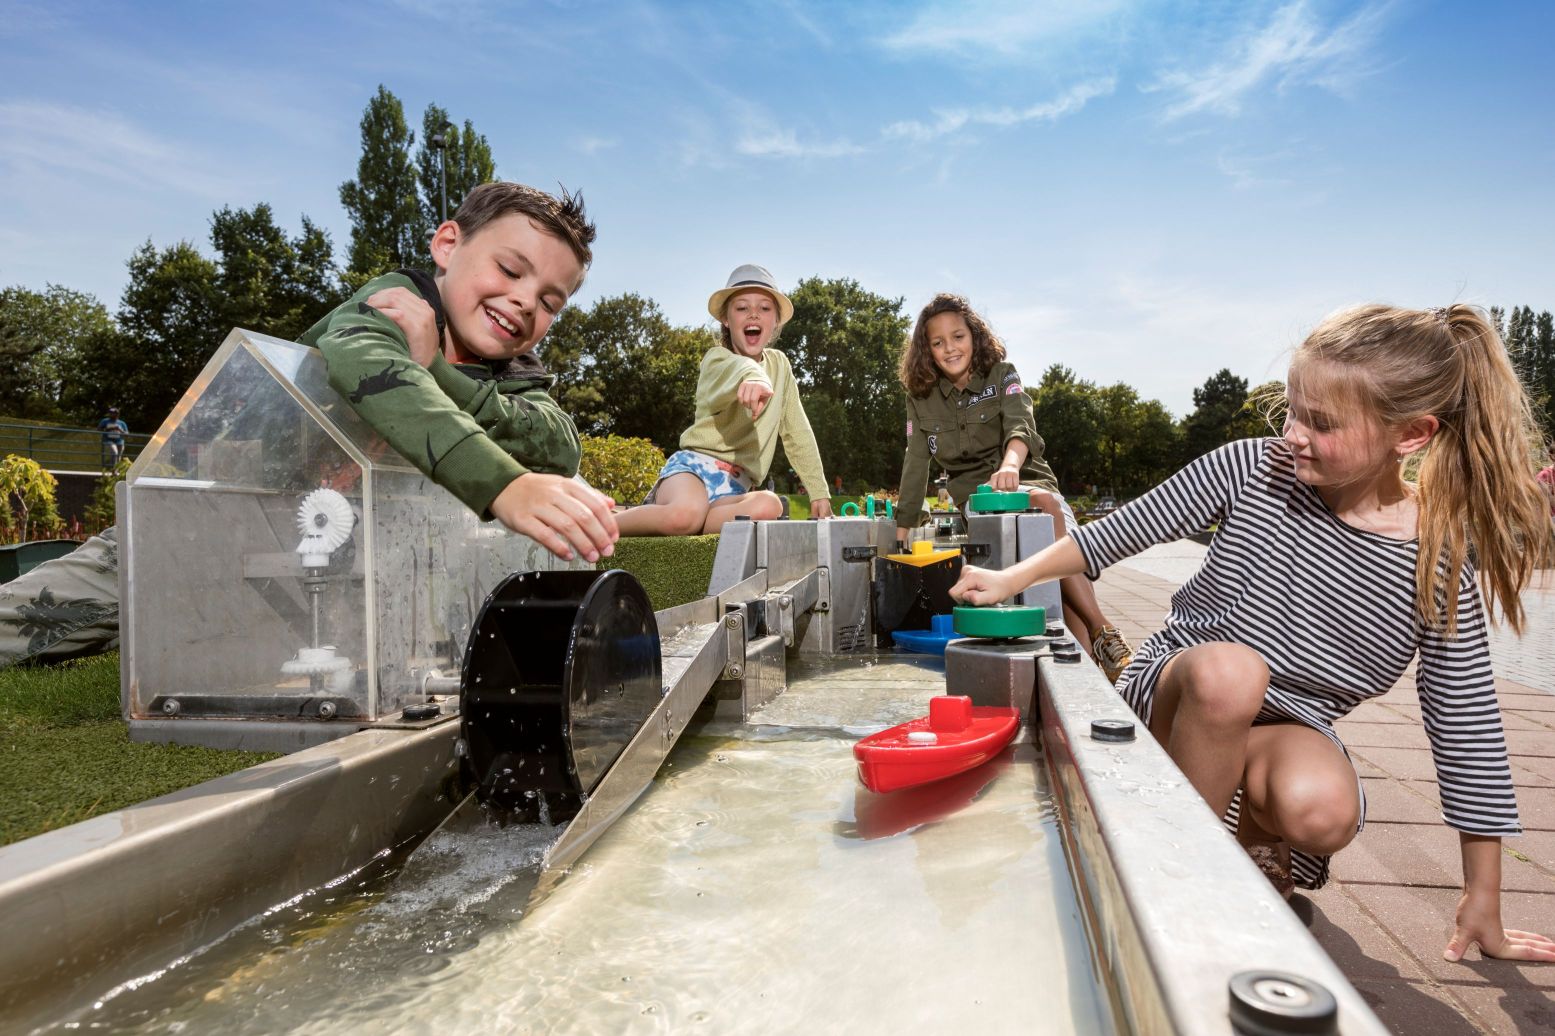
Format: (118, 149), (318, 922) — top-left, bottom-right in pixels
(430, 213), (584, 363)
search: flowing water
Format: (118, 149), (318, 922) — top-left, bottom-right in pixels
(49, 655), (1113, 1035)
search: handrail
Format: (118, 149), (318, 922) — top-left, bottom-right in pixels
(0, 420), (151, 471)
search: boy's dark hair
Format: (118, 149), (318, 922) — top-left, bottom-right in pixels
(453, 182), (596, 269)
(899, 293), (1007, 397)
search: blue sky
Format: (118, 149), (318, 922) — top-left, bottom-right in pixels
(2, 0), (1551, 415)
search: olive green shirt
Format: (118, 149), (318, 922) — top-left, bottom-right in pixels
(896, 361), (1057, 528)
(299, 270), (581, 520)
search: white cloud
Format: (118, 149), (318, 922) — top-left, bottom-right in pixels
(883, 77), (1115, 142)
(736, 128), (865, 159)
(879, 0), (1127, 59)
(1148, 1), (1391, 120)
(0, 100), (230, 199)
(574, 135), (619, 156)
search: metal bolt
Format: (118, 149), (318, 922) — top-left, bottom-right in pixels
(162, 698), (181, 716)
(728, 663), (744, 678)
(779, 596), (792, 610)
(725, 615), (741, 629)
(318, 700), (338, 720)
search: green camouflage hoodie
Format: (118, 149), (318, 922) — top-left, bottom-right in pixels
(299, 270), (581, 519)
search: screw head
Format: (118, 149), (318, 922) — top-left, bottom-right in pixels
(162, 698), (181, 716)
(318, 700), (338, 720)
(728, 664), (743, 678)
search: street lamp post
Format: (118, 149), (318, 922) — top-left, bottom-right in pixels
(429, 122), (455, 224)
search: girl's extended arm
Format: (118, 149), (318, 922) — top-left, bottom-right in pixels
(1445, 835), (1555, 962)
(988, 437), (1028, 491)
(949, 535), (1086, 605)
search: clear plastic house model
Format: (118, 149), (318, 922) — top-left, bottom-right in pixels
(119, 329), (580, 750)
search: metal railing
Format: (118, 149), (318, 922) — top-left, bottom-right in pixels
(0, 420), (151, 472)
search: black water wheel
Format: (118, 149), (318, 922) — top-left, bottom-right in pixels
(459, 569), (661, 821)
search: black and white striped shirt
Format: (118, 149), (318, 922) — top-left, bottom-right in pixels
(1071, 438), (1520, 837)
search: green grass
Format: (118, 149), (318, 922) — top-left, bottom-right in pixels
(604, 534), (720, 609)
(0, 654), (278, 847)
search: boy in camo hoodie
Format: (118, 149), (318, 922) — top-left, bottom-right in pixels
(0, 182), (617, 668)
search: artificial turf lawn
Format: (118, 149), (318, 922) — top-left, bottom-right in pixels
(0, 653), (278, 847)
(0, 536), (722, 849)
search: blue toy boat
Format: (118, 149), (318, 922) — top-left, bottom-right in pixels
(891, 613), (957, 655)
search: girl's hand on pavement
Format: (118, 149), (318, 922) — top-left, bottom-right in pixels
(1444, 892), (1555, 962)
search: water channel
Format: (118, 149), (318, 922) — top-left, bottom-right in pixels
(52, 655), (1114, 1035)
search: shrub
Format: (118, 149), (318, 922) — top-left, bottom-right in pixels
(579, 434), (666, 506)
(84, 457), (132, 531)
(0, 454), (62, 543)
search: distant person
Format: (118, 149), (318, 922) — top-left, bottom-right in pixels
(952, 304), (1555, 962)
(614, 265), (832, 535)
(1, 181), (612, 668)
(98, 407), (128, 468)
(893, 292), (1134, 682)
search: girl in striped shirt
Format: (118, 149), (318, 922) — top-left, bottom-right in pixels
(952, 304), (1554, 963)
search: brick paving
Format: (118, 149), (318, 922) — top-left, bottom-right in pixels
(1093, 543), (1555, 1035)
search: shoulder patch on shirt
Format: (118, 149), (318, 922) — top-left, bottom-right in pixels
(1005, 382), (1023, 395)
(1003, 370), (1019, 383)
(906, 419), (913, 437)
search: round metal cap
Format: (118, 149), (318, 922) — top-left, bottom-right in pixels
(402, 702), (440, 721)
(1091, 718), (1136, 743)
(1228, 971), (1338, 1036)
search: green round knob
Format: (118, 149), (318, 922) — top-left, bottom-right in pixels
(953, 604), (1046, 639)
(967, 484), (1030, 513)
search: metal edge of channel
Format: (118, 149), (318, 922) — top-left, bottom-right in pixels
(1036, 655), (1389, 1036)
(0, 721), (464, 1032)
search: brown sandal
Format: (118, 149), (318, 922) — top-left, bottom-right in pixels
(1245, 842), (1294, 900)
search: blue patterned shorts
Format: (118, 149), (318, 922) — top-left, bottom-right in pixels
(644, 450), (753, 505)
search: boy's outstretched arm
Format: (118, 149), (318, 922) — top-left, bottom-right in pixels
(950, 536), (1086, 605)
(489, 473), (617, 563)
(1445, 834), (1555, 962)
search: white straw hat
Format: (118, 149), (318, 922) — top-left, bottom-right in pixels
(707, 264), (793, 324)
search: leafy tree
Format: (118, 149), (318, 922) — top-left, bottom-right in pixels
(578, 434), (665, 504)
(339, 86), (424, 288)
(0, 285), (115, 420)
(62, 241), (222, 432)
(541, 294), (712, 453)
(1029, 365), (1101, 490)
(1181, 368), (1263, 462)
(416, 105), (496, 227)
(780, 277), (909, 491)
(209, 203), (338, 341)
(1122, 398), (1183, 492)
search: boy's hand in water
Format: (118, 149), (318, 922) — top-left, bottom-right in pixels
(490, 473), (618, 563)
(366, 286), (441, 368)
(949, 563), (1018, 606)
(737, 379), (773, 419)
(1445, 891), (1555, 963)
(988, 464), (1021, 491)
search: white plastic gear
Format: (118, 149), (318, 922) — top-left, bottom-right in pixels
(296, 487), (355, 565)
(282, 646), (352, 675)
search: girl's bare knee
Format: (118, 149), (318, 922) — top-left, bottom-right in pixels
(1178, 644), (1268, 724)
(1274, 785), (1359, 855)
(1026, 489), (1059, 515)
(747, 491), (784, 520)
(664, 502), (708, 536)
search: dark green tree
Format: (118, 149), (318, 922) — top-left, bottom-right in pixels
(780, 277), (910, 490)
(416, 105), (497, 228)
(1029, 365), (1101, 490)
(540, 294), (713, 453)
(339, 86), (424, 289)
(209, 203), (338, 342)
(63, 242), (222, 432)
(1180, 368), (1264, 462)
(0, 284), (115, 420)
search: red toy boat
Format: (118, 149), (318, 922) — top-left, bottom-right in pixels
(853, 696), (1021, 794)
